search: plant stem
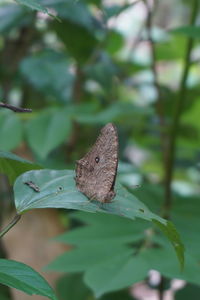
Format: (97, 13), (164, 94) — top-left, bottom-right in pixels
(143, 0), (167, 162)
(157, 275), (165, 300)
(163, 0), (199, 218)
(0, 214), (21, 238)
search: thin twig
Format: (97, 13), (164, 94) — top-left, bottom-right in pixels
(0, 214), (21, 238)
(163, 0), (199, 218)
(0, 102), (32, 113)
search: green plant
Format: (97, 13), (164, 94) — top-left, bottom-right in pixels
(0, 0), (200, 299)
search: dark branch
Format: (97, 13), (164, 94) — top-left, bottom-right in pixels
(0, 102), (32, 113)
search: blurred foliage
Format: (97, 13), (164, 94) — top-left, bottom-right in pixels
(0, 0), (200, 299)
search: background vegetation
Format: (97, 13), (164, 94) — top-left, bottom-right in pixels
(0, 0), (200, 299)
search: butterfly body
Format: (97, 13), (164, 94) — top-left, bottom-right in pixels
(75, 123), (118, 203)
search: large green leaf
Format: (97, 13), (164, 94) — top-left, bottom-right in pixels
(25, 108), (72, 159)
(14, 169), (184, 268)
(46, 242), (148, 297)
(0, 151), (42, 184)
(15, 169), (163, 220)
(0, 259), (56, 300)
(20, 50), (74, 102)
(45, 212), (147, 289)
(0, 110), (23, 151)
(52, 19), (98, 64)
(46, 210), (184, 297)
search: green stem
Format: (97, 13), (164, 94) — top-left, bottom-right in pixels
(143, 0), (167, 161)
(163, 0), (199, 218)
(0, 214), (21, 238)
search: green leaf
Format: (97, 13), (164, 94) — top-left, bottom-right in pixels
(103, 3), (132, 19)
(52, 19), (98, 64)
(105, 30), (124, 55)
(84, 252), (149, 297)
(25, 108), (72, 159)
(0, 4), (28, 34)
(45, 212), (148, 295)
(56, 273), (135, 300)
(14, 169), (160, 220)
(0, 110), (23, 151)
(84, 54), (119, 91)
(0, 151), (42, 184)
(75, 103), (152, 125)
(47, 210), (184, 296)
(46, 244), (131, 273)
(141, 248), (200, 286)
(171, 26), (200, 39)
(0, 259), (56, 300)
(153, 220), (184, 270)
(172, 195), (200, 259)
(15, 0), (56, 18)
(56, 274), (91, 300)
(14, 169), (184, 267)
(155, 36), (185, 60)
(54, 213), (148, 246)
(20, 50), (74, 101)
(48, 0), (96, 30)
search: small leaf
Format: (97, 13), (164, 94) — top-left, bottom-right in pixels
(25, 108), (71, 159)
(0, 110), (22, 151)
(0, 151), (42, 184)
(0, 259), (56, 300)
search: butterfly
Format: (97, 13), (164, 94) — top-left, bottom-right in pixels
(75, 123), (118, 203)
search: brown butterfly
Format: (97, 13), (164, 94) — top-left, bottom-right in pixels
(75, 123), (118, 203)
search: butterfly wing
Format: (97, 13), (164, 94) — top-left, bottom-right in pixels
(75, 123), (118, 202)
